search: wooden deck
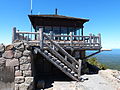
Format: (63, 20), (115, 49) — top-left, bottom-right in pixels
(12, 27), (101, 50)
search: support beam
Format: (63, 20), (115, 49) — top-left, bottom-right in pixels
(84, 50), (101, 59)
(39, 28), (43, 49)
(70, 32), (73, 46)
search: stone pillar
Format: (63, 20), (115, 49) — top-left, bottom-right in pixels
(0, 42), (34, 90)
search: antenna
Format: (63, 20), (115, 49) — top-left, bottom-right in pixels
(31, 0), (33, 15)
(55, 8), (58, 15)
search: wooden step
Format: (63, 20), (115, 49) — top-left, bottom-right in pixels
(55, 60), (61, 64)
(33, 47), (80, 81)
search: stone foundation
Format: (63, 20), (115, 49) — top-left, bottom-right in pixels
(0, 41), (34, 90)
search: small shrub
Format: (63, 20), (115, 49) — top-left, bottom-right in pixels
(86, 57), (108, 70)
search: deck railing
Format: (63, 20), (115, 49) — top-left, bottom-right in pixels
(12, 27), (101, 49)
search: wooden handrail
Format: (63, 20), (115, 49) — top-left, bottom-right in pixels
(16, 31), (39, 34)
(43, 34), (79, 65)
(44, 43), (78, 73)
(12, 27), (101, 49)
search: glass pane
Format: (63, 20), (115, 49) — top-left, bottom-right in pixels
(53, 27), (60, 34)
(44, 26), (52, 34)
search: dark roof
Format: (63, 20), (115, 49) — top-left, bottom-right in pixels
(28, 14), (89, 29)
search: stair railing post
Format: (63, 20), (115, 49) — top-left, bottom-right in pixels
(39, 28), (43, 49)
(89, 33), (92, 47)
(50, 31), (54, 48)
(50, 31), (54, 40)
(98, 33), (101, 48)
(70, 32), (73, 47)
(12, 27), (17, 43)
(78, 59), (82, 80)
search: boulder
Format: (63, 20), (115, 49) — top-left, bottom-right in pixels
(14, 50), (22, 59)
(5, 44), (14, 51)
(0, 44), (5, 53)
(14, 42), (24, 51)
(2, 50), (14, 59)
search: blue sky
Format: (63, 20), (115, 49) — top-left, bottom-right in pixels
(0, 0), (120, 49)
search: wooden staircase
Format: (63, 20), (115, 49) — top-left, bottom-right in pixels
(34, 33), (82, 81)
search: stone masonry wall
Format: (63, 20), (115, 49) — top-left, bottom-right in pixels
(0, 41), (34, 90)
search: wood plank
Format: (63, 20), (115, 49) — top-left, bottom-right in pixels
(16, 31), (39, 34)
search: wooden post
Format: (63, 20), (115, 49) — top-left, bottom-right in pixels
(81, 27), (83, 36)
(39, 28), (43, 49)
(78, 59), (82, 80)
(65, 56), (67, 61)
(12, 27), (17, 43)
(93, 34), (95, 47)
(37, 31), (40, 41)
(98, 33), (101, 47)
(50, 31), (54, 40)
(70, 32), (73, 46)
(89, 33), (92, 47)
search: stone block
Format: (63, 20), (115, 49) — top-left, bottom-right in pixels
(20, 63), (31, 71)
(14, 50), (22, 59)
(14, 42), (24, 51)
(6, 58), (19, 66)
(15, 66), (19, 70)
(5, 44), (14, 51)
(23, 50), (31, 56)
(19, 56), (31, 64)
(0, 58), (6, 70)
(0, 44), (5, 53)
(15, 70), (22, 76)
(24, 43), (31, 50)
(15, 84), (19, 90)
(0, 53), (2, 57)
(23, 70), (32, 77)
(2, 50), (14, 59)
(15, 76), (25, 84)
(25, 77), (34, 85)
(19, 83), (29, 90)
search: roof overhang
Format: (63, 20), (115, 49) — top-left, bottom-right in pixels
(28, 15), (89, 29)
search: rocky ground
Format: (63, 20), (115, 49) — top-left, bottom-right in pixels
(44, 69), (120, 90)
